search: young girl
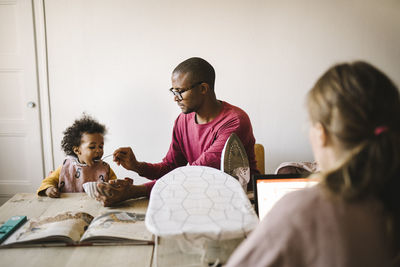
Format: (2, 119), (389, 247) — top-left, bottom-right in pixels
(37, 115), (117, 197)
(226, 61), (400, 266)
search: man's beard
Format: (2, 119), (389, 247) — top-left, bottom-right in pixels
(182, 108), (195, 114)
(180, 104), (195, 114)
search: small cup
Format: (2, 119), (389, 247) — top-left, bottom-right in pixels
(82, 182), (99, 198)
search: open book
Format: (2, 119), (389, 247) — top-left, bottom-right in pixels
(0, 211), (154, 248)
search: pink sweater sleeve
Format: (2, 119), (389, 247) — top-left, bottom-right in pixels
(143, 180), (156, 197)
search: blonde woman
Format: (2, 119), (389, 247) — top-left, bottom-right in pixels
(226, 61), (400, 267)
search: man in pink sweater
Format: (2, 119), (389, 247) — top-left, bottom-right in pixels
(96, 57), (258, 206)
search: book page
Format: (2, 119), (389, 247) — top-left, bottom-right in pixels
(80, 211), (153, 243)
(2, 212), (93, 246)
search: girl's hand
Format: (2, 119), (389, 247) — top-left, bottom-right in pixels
(46, 186), (60, 198)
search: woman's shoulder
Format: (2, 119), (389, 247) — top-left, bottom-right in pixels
(262, 184), (346, 235)
(267, 183), (386, 238)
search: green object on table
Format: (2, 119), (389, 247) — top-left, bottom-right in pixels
(0, 215), (27, 243)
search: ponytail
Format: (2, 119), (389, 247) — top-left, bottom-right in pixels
(322, 128), (400, 252)
(307, 61), (400, 256)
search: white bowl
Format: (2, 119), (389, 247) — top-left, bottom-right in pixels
(82, 182), (99, 198)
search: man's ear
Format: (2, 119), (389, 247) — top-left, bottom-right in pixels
(73, 146), (80, 155)
(199, 82), (209, 95)
(315, 122), (328, 147)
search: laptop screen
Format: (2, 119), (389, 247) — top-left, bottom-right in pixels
(253, 174), (318, 220)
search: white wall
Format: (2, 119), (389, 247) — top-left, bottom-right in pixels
(44, 0), (400, 183)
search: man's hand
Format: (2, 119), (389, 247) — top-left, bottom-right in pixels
(113, 147), (139, 172)
(95, 178), (135, 207)
(46, 186), (60, 198)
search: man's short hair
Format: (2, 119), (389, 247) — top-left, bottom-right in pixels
(173, 57), (216, 90)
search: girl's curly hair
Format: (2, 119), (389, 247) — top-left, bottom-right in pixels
(61, 114), (107, 156)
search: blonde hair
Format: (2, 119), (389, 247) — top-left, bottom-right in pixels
(307, 61), (400, 251)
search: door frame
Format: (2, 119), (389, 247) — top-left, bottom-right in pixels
(33, 0), (54, 176)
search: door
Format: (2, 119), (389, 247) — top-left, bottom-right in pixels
(0, 0), (44, 201)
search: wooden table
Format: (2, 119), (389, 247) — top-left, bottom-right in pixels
(0, 193), (154, 267)
(0, 193), (243, 267)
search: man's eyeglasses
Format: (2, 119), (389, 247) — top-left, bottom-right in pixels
(169, 81), (204, 101)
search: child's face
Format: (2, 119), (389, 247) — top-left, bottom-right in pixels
(73, 133), (104, 166)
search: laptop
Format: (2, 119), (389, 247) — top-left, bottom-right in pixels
(253, 174), (318, 220)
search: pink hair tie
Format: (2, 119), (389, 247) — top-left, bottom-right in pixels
(374, 126), (388, 136)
